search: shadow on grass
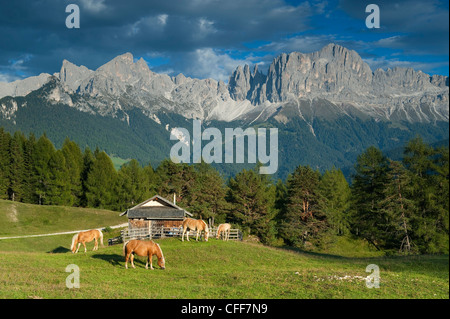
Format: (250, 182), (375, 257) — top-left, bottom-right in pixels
(91, 253), (149, 268)
(47, 246), (71, 254)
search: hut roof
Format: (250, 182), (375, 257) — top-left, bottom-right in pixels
(120, 194), (192, 219)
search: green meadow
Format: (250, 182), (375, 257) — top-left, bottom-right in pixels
(0, 200), (448, 299)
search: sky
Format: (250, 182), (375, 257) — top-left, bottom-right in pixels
(0, 0), (448, 83)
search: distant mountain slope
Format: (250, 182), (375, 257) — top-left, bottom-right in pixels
(0, 44), (448, 178)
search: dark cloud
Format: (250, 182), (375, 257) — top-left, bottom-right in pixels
(339, 0), (449, 55)
(0, 0), (448, 81)
(0, 0), (314, 79)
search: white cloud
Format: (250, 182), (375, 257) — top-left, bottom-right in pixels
(80, 0), (106, 13)
(0, 73), (21, 83)
(363, 56), (449, 75)
(155, 48), (263, 82)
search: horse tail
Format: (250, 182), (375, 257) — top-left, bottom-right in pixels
(70, 233), (78, 252)
(123, 241), (130, 256)
(98, 229), (104, 247)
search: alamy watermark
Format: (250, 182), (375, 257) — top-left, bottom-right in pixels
(365, 4), (380, 29)
(365, 264), (380, 288)
(170, 120), (279, 174)
(65, 4), (80, 29)
(65, 264), (80, 289)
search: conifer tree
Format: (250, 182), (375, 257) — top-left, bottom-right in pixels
(156, 159), (196, 209)
(0, 129), (11, 199)
(379, 160), (415, 252)
(8, 132), (26, 201)
(84, 151), (117, 209)
(46, 150), (71, 205)
(350, 146), (389, 250)
(280, 165), (325, 247)
(227, 167), (275, 243)
(21, 133), (37, 203)
(61, 138), (83, 206)
(319, 167), (351, 236)
(115, 159), (150, 211)
(32, 134), (56, 205)
(80, 147), (95, 207)
(403, 137), (449, 253)
(188, 161), (228, 223)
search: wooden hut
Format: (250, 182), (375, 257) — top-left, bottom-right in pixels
(120, 195), (192, 232)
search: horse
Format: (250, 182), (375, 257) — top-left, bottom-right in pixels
(181, 218), (209, 242)
(216, 223), (231, 241)
(123, 240), (165, 270)
(70, 229), (103, 253)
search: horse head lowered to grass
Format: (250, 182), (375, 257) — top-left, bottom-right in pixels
(123, 239), (165, 270)
(216, 223), (231, 241)
(71, 229), (104, 253)
(181, 218), (209, 242)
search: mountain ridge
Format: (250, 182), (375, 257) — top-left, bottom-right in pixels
(0, 44), (448, 179)
(1, 43), (448, 125)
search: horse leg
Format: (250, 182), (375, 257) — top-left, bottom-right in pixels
(130, 253), (136, 269)
(83, 242), (87, 253)
(93, 238), (98, 251)
(75, 242), (81, 253)
(182, 228), (185, 241)
(186, 229), (190, 241)
(148, 254), (154, 270)
(125, 252), (129, 269)
(196, 230), (199, 241)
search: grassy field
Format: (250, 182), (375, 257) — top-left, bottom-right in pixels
(0, 200), (448, 299)
(0, 199), (124, 237)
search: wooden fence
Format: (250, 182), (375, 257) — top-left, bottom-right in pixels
(121, 226), (242, 242)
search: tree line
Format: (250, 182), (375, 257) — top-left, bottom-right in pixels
(0, 128), (448, 254)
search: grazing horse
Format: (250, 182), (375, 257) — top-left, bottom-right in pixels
(216, 223), (231, 241)
(123, 240), (165, 270)
(181, 218), (209, 242)
(71, 229), (103, 253)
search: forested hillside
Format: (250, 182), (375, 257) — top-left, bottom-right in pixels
(0, 128), (448, 254)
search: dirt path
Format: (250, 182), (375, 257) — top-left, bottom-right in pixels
(0, 223), (128, 240)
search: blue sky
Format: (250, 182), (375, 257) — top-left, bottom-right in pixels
(0, 0), (448, 83)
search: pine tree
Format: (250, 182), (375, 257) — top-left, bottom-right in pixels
(403, 137), (449, 253)
(280, 165), (326, 248)
(84, 151), (117, 209)
(46, 150), (71, 205)
(115, 159), (150, 211)
(32, 134), (56, 205)
(8, 132), (26, 201)
(80, 147), (95, 207)
(379, 160), (415, 252)
(350, 146), (389, 250)
(0, 129), (11, 200)
(227, 167), (276, 243)
(156, 159), (196, 209)
(21, 133), (37, 203)
(319, 167), (351, 236)
(188, 161), (228, 223)
(61, 138), (83, 206)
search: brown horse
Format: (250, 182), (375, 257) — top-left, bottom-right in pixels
(181, 218), (209, 242)
(216, 223), (231, 241)
(71, 229), (104, 253)
(123, 240), (165, 270)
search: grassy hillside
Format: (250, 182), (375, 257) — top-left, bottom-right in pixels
(0, 238), (448, 299)
(0, 199), (125, 237)
(0, 200), (448, 299)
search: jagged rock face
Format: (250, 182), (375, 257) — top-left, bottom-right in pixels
(1, 44), (448, 124)
(0, 73), (51, 99)
(227, 44), (448, 122)
(262, 44), (373, 103)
